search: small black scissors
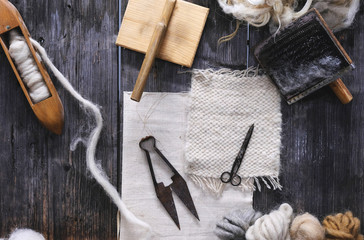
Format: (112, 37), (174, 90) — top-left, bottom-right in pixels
(220, 124), (254, 186)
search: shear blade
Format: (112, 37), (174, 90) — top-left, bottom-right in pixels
(156, 182), (180, 229)
(170, 174), (200, 221)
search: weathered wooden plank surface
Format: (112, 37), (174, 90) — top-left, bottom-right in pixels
(121, 0), (364, 231)
(0, 0), (363, 239)
(253, 3), (364, 226)
(0, 0), (119, 239)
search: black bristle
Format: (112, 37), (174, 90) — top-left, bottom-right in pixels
(255, 9), (352, 104)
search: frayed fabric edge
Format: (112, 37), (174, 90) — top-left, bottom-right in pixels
(188, 174), (282, 197)
(191, 67), (260, 80)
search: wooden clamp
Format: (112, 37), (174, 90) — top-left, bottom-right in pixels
(131, 0), (176, 102)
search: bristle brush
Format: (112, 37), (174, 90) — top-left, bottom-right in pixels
(255, 9), (354, 105)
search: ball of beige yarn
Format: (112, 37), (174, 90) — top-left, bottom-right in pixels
(290, 213), (325, 240)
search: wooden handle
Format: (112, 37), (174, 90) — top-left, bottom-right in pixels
(131, 0), (176, 102)
(329, 78), (353, 104)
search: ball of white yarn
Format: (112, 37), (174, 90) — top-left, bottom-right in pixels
(246, 203), (293, 240)
(8, 229), (45, 240)
(290, 213), (325, 240)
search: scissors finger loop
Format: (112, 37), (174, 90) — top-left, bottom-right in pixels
(231, 175), (242, 186)
(220, 172), (231, 183)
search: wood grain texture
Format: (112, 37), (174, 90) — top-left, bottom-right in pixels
(253, 3), (364, 227)
(130, 0), (176, 102)
(121, 0), (364, 232)
(0, 0), (363, 239)
(0, 0), (64, 135)
(0, 0), (118, 239)
(329, 78), (353, 104)
(116, 0), (209, 67)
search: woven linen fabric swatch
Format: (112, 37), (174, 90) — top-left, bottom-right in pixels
(120, 92), (253, 240)
(186, 69), (282, 195)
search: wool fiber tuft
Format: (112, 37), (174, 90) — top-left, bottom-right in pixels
(246, 203), (293, 240)
(323, 211), (363, 240)
(8, 229), (45, 240)
(215, 208), (262, 240)
(290, 213), (325, 240)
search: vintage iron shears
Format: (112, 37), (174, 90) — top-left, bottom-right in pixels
(220, 124), (254, 186)
(139, 136), (199, 229)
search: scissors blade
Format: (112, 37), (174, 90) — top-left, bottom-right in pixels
(236, 124), (254, 160)
(246, 23), (250, 69)
(170, 174), (200, 221)
(155, 182), (180, 229)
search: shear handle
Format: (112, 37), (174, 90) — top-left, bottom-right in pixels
(139, 138), (159, 188)
(139, 136), (179, 176)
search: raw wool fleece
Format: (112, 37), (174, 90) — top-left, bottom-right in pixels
(246, 203), (293, 240)
(217, 0), (312, 28)
(312, 0), (360, 32)
(186, 69), (282, 195)
(218, 0), (360, 32)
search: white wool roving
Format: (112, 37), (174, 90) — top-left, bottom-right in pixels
(246, 203), (293, 240)
(23, 39), (152, 239)
(8, 31), (51, 103)
(312, 0), (360, 32)
(8, 229), (45, 240)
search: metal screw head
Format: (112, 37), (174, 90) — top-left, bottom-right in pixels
(6, 25), (10, 30)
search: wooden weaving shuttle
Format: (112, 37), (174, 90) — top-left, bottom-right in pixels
(0, 0), (64, 134)
(139, 136), (199, 229)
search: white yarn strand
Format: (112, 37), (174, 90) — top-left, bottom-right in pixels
(8, 31), (50, 103)
(28, 38), (152, 239)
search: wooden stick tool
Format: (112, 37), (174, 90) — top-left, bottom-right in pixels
(0, 0), (64, 134)
(116, 0), (209, 102)
(132, 0), (176, 102)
